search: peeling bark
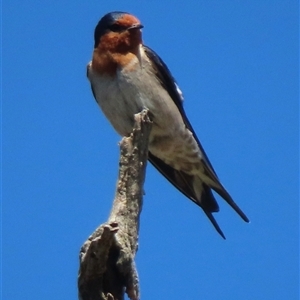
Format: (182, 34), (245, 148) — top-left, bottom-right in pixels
(78, 109), (152, 300)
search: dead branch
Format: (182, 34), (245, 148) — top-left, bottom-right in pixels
(78, 109), (152, 300)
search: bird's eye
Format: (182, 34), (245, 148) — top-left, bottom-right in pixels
(109, 23), (126, 32)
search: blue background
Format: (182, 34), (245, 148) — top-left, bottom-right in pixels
(3, 1), (299, 299)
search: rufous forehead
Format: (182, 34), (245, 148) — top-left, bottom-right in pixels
(116, 14), (141, 26)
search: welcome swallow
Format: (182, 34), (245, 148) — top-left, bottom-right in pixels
(87, 11), (249, 238)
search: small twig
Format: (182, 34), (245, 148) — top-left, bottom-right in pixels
(78, 109), (152, 300)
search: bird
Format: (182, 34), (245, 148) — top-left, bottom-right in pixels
(87, 11), (249, 238)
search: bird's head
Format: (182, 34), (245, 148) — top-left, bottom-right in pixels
(94, 12), (144, 53)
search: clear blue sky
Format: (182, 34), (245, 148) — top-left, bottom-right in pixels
(2, 1), (298, 299)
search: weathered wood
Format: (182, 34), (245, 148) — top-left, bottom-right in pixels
(78, 109), (152, 300)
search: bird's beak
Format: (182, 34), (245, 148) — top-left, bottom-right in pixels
(128, 24), (144, 31)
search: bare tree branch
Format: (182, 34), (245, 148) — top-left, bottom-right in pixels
(78, 109), (152, 300)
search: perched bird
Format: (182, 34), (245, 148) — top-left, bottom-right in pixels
(87, 11), (249, 238)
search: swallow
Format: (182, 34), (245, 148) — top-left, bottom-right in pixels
(87, 11), (249, 238)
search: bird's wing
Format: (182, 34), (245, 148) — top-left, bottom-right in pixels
(143, 45), (218, 177)
(143, 46), (249, 236)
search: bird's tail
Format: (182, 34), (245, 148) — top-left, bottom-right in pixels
(192, 175), (249, 239)
(148, 152), (249, 238)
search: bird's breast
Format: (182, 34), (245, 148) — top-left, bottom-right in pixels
(88, 58), (184, 137)
(88, 60), (143, 135)
(88, 59), (202, 174)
